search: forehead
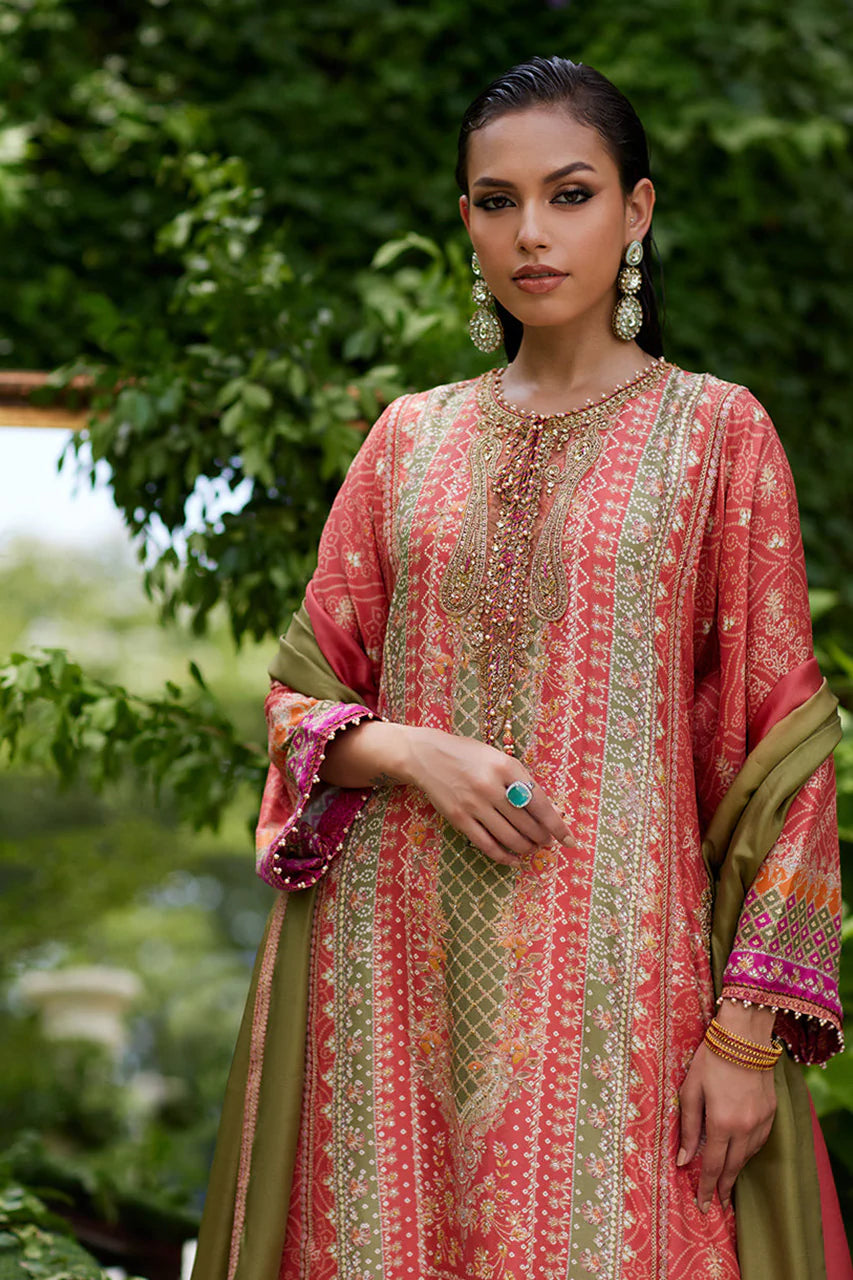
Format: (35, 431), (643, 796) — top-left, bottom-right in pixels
(466, 106), (617, 183)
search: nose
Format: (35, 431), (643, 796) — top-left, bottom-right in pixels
(515, 201), (550, 255)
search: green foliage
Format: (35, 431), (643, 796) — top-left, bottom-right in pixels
(0, 548), (270, 1231)
(2, 0), (853, 608)
(0, 1178), (137, 1280)
(0, 648), (265, 830)
(1, 0), (853, 1244)
(60, 152), (427, 642)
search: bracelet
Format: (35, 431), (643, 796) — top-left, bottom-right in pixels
(703, 1018), (783, 1071)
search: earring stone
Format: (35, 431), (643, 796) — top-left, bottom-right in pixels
(612, 240), (644, 341)
(469, 253), (503, 353)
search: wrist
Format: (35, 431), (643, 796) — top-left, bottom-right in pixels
(714, 999), (777, 1047)
(379, 721), (414, 786)
(391, 724), (435, 788)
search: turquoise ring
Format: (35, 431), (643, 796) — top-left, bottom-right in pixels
(505, 780), (534, 809)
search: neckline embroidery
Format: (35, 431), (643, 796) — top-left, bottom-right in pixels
(479, 357), (671, 434)
(440, 361), (672, 747)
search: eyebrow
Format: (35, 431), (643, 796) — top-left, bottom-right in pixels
(472, 161), (597, 190)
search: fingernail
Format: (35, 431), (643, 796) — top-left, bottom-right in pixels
(722, 1198), (730, 1211)
(700, 1200), (710, 1215)
(676, 1148), (687, 1167)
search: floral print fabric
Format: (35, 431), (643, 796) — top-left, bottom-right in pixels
(256, 367), (842, 1280)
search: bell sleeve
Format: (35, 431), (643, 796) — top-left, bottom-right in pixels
(692, 385), (843, 1064)
(255, 395), (406, 892)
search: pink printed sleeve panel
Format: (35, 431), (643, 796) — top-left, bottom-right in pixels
(692, 387), (843, 1063)
(255, 685), (376, 891)
(306, 397), (400, 697)
(255, 400), (403, 892)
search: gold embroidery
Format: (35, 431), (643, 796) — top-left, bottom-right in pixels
(439, 363), (670, 744)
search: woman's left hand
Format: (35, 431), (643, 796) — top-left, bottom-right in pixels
(677, 1005), (777, 1214)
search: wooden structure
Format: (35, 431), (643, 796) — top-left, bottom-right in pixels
(0, 370), (92, 429)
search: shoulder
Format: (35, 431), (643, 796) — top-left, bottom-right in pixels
(665, 364), (769, 426)
(344, 375), (481, 500)
(668, 367), (799, 521)
(353, 376), (481, 476)
(666, 364), (784, 463)
(380, 375), (481, 441)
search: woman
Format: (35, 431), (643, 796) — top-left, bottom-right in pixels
(192, 58), (849, 1280)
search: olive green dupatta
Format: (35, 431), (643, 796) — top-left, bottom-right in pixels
(703, 680), (842, 1279)
(192, 605), (842, 1280)
(190, 607), (364, 1280)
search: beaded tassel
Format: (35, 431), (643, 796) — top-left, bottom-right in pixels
(440, 360), (670, 751)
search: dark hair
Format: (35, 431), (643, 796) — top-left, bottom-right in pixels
(456, 56), (664, 360)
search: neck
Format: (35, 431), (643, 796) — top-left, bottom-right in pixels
(501, 304), (657, 416)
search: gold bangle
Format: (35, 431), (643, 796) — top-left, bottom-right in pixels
(705, 1041), (777, 1065)
(707, 1018), (780, 1054)
(705, 1043), (773, 1070)
(706, 1040), (775, 1057)
(707, 1021), (783, 1056)
(705, 1030), (780, 1063)
(704, 1018), (782, 1071)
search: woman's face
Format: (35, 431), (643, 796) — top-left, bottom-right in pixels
(459, 106), (654, 336)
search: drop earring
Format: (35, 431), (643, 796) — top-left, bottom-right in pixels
(469, 253), (503, 353)
(612, 239), (644, 342)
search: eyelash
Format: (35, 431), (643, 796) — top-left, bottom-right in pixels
(473, 187), (592, 211)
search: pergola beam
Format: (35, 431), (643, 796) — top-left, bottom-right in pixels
(0, 371), (92, 429)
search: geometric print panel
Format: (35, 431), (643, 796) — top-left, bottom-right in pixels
(741, 884), (840, 974)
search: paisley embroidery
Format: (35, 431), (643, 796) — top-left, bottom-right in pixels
(439, 363), (670, 744)
(260, 368), (841, 1280)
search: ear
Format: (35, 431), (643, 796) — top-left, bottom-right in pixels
(459, 194), (471, 233)
(624, 177), (655, 243)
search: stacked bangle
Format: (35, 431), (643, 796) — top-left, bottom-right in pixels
(703, 1017), (783, 1071)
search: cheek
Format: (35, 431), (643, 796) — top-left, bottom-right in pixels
(572, 217), (623, 282)
(467, 221), (511, 276)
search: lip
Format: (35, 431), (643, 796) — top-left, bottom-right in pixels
(513, 267), (567, 295)
(513, 264), (566, 279)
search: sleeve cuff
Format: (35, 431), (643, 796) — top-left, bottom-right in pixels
(719, 981), (843, 1065)
(256, 702), (378, 891)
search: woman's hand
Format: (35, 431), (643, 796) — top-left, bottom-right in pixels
(319, 720), (571, 867)
(677, 1004), (777, 1213)
(401, 725), (572, 867)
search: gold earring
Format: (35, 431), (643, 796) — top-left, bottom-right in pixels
(612, 239), (644, 341)
(469, 253), (503, 353)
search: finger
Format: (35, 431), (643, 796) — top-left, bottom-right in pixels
(494, 797), (554, 847)
(697, 1135), (729, 1213)
(717, 1136), (750, 1209)
(480, 810), (541, 858)
(498, 774), (573, 845)
(677, 1082), (703, 1167)
(460, 818), (522, 868)
(526, 792), (574, 845)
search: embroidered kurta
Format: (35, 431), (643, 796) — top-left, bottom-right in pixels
(250, 363), (843, 1280)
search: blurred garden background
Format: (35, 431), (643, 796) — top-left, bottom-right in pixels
(0, 0), (852, 1273)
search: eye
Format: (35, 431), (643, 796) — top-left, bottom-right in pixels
(472, 193), (515, 211)
(553, 187), (592, 205)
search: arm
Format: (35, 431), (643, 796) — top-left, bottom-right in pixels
(255, 683), (378, 890)
(683, 387), (843, 1208)
(693, 392), (842, 1059)
(254, 398), (399, 891)
(257, 394), (569, 887)
(320, 718), (572, 869)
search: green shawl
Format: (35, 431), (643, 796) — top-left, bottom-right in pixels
(191, 606), (841, 1280)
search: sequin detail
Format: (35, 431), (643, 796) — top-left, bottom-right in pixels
(439, 362), (670, 744)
